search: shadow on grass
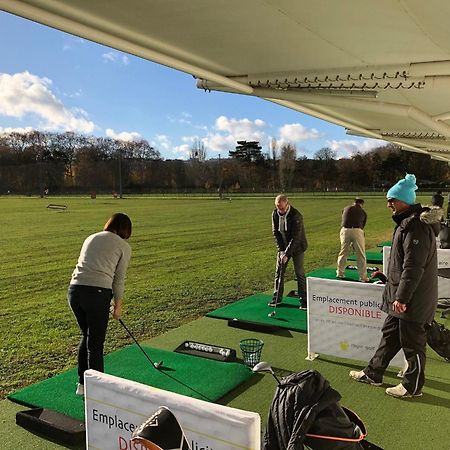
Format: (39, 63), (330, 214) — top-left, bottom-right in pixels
(423, 377), (450, 394)
(218, 372), (265, 404)
(15, 426), (85, 450)
(414, 392), (450, 409)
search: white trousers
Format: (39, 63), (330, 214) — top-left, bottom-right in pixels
(336, 227), (367, 280)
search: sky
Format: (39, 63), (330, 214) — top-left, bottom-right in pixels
(0, 11), (386, 160)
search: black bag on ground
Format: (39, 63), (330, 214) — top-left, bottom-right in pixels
(263, 370), (383, 450)
(426, 320), (450, 362)
(438, 221), (450, 249)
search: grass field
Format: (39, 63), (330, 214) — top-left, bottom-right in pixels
(0, 193), (422, 399)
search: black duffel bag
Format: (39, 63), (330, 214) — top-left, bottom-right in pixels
(438, 220), (450, 249)
(263, 370), (383, 450)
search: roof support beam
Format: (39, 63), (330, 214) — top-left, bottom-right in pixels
(0, 0), (253, 94)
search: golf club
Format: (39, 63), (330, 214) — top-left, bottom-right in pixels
(117, 317), (163, 370)
(252, 361), (282, 385)
(268, 260), (286, 317)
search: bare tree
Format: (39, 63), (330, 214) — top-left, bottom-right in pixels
(313, 147), (337, 191)
(279, 142), (297, 191)
(189, 139), (207, 162)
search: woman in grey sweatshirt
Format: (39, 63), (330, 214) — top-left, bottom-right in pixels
(68, 213), (132, 396)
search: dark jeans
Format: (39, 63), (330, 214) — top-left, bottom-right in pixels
(273, 251), (307, 301)
(68, 284), (112, 384)
(364, 314), (426, 395)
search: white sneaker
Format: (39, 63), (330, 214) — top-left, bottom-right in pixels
(385, 383), (422, 398)
(349, 370), (382, 386)
(75, 383), (84, 396)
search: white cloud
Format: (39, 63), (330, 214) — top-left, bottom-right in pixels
(204, 115), (268, 154)
(181, 135), (196, 143)
(155, 134), (171, 151)
(204, 133), (237, 154)
(0, 126), (34, 134)
(215, 115), (267, 136)
(172, 144), (191, 157)
(102, 51), (129, 66)
(327, 138), (387, 158)
(167, 112), (193, 125)
(106, 128), (142, 142)
(102, 52), (117, 63)
(279, 123), (323, 142)
(0, 71), (95, 133)
(62, 37), (85, 51)
(64, 89), (82, 98)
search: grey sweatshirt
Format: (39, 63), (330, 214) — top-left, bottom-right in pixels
(70, 231), (131, 299)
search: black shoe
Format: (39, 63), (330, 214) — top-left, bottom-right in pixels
(299, 304), (307, 310)
(268, 299), (282, 307)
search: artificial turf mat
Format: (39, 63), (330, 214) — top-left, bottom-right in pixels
(7, 345), (253, 421)
(347, 250), (383, 264)
(206, 293), (307, 332)
(149, 316), (450, 450)
(3, 314), (450, 450)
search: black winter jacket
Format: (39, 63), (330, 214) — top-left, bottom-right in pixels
(272, 207), (308, 257)
(382, 204), (440, 324)
(263, 370), (361, 450)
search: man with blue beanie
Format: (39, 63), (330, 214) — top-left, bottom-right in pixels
(350, 174), (440, 398)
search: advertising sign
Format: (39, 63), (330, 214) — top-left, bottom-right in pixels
(307, 277), (404, 367)
(84, 370), (260, 450)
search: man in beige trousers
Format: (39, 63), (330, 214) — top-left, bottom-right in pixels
(336, 198), (368, 282)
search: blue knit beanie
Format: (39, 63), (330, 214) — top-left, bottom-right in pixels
(386, 174), (417, 205)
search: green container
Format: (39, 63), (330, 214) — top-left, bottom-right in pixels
(239, 338), (264, 367)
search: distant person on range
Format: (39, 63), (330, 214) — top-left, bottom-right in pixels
(350, 174), (440, 398)
(270, 194), (308, 309)
(431, 190), (444, 209)
(68, 213), (132, 396)
(336, 198), (368, 282)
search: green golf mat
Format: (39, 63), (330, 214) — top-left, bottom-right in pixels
(348, 250), (383, 264)
(7, 345), (253, 421)
(206, 293), (307, 332)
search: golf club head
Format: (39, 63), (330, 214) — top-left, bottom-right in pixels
(154, 360), (164, 369)
(252, 361), (274, 374)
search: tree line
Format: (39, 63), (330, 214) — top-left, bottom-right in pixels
(0, 131), (448, 195)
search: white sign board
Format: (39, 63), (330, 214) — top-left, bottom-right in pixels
(84, 370), (260, 450)
(383, 246), (450, 299)
(307, 277), (404, 367)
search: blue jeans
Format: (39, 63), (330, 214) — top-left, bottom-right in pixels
(68, 284), (112, 384)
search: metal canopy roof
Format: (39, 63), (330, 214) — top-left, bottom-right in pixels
(2, 0), (450, 162)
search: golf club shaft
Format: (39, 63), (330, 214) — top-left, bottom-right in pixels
(275, 261), (287, 307)
(118, 318), (161, 370)
(117, 317), (212, 402)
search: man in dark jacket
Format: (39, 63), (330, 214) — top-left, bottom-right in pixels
(270, 195), (308, 309)
(350, 174), (439, 398)
(336, 198), (368, 282)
